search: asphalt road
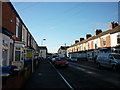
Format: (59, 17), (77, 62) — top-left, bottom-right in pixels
(22, 59), (120, 89)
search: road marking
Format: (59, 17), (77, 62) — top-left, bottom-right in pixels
(69, 64), (96, 74)
(49, 61), (74, 90)
(69, 62), (97, 70)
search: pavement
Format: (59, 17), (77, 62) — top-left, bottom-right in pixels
(22, 59), (70, 89)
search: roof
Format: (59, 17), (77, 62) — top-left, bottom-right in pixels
(69, 25), (120, 48)
(58, 46), (69, 51)
(60, 46), (69, 49)
(39, 46), (47, 49)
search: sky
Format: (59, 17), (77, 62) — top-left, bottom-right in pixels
(11, 1), (118, 53)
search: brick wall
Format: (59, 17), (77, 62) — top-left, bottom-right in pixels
(100, 38), (104, 48)
(106, 35), (111, 47)
(2, 2), (22, 41)
(2, 2), (16, 35)
(91, 41), (94, 49)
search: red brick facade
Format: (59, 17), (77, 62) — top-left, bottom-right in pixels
(2, 2), (22, 41)
(106, 35), (111, 47)
(2, 2), (16, 35)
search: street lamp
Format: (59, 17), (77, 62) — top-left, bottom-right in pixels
(40, 39), (46, 59)
(64, 43), (67, 57)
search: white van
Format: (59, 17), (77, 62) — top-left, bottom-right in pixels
(96, 53), (120, 70)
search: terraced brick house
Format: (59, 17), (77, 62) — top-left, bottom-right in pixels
(67, 22), (120, 62)
(1, 1), (39, 69)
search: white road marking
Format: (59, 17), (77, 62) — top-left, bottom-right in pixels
(49, 61), (74, 90)
(69, 64), (97, 75)
(69, 62), (97, 70)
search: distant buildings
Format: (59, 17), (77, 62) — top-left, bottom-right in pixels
(67, 22), (120, 62)
(39, 46), (47, 59)
(58, 46), (69, 57)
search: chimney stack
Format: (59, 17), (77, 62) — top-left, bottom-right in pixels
(86, 34), (92, 39)
(110, 21), (118, 29)
(75, 40), (79, 44)
(80, 38), (84, 42)
(94, 29), (102, 36)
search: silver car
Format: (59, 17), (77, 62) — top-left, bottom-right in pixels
(96, 53), (120, 70)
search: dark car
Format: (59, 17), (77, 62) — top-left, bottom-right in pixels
(54, 57), (68, 67)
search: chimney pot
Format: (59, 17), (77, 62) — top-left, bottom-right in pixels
(95, 29), (102, 35)
(110, 21), (118, 29)
(86, 34), (92, 39)
(75, 40), (79, 44)
(80, 38), (84, 42)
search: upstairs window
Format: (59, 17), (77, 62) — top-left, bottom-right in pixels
(16, 18), (19, 38)
(22, 27), (25, 42)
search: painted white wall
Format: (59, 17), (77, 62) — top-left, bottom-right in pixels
(2, 34), (13, 66)
(111, 32), (120, 47)
(39, 49), (47, 59)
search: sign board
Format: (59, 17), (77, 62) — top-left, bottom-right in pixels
(26, 49), (33, 58)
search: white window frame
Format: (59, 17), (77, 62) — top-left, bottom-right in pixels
(15, 47), (21, 61)
(16, 17), (19, 38)
(22, 26), (25, 42)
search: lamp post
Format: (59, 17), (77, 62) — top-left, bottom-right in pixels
(41, 39), (46, 59)
(65, 43), (67, 57)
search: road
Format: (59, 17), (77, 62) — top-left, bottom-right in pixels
(22, 59), (120, 89)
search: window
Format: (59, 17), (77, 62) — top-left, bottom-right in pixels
(28, 34), (30, 46)
(16, 18), (19, 38)
(22, 27), (25, 42)
(103, 37), (106, 46)
(15, 47), (21, 61)
(117, 34), (120, 44)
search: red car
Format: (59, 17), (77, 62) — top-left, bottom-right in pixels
(54, 57), (68, 67)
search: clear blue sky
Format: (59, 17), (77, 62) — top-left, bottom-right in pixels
(11, 2), (118, 53)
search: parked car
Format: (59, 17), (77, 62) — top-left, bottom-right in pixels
(50, 56), (58, 63)
(66, 57), (77, 62)
(70, 57), (77, 62)
(96, 53), (120, 70)
(54, 57), (68, 67)
(65, 57), (72, 61)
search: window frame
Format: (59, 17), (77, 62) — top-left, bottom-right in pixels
(16, 17), (19, 38)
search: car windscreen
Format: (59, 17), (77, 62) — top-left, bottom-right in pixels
(112, 54), (120, 59)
